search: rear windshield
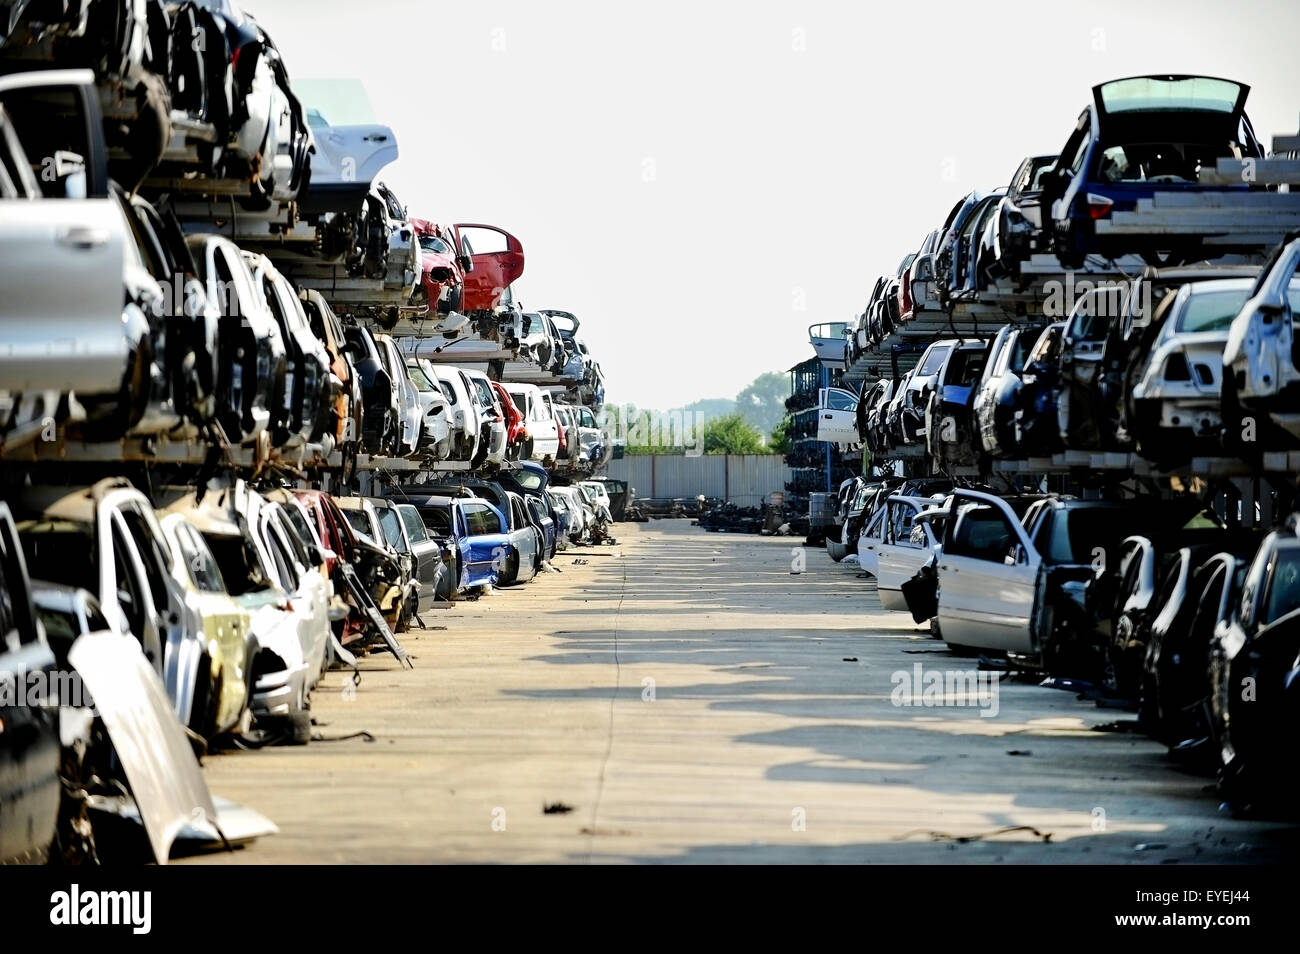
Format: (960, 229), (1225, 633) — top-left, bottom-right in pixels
(1097, 76), (1242, 114)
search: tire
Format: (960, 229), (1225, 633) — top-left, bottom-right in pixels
(287, 711), (312, 746)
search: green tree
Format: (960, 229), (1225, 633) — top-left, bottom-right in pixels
(702, 413), (765, 455)
(734, 371), (789, 438)
(768, 415), (792, 455)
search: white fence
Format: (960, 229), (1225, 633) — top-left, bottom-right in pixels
(605, 454), (790, 506)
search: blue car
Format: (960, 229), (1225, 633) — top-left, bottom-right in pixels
(1039, 74), (1263, 267)
(403, 494), (510, 591)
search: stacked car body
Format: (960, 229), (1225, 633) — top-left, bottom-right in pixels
(805, 73), (1300, 817)
(0, 1), (618, 863)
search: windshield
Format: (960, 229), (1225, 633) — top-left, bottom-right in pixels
(1264, 549), (1300, 626)
(406, 362), (434, 391)
(1175, 286), (1252, 333)
(419, 235), (453, 255)
(917, 345), (952, 376)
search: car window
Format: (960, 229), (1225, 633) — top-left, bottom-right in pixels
(947, 503), (1017, 563)
(264, 521), (300, 591)
(1043, 506), (1131, 565)
(0, 520), (36, 645)
(418, 505), (453, 536)
(0, 83), (98, 198)
(117, 509), (169, 615)
(204, 532), (271, 596)
(377, 506), (405, 549)
(825, 389), (857, 411)
(1263, 549), (1300, 627)
(341, 509), (370, 538)
(36, 604), (79, 642)
(406, 362), (434, 391)
(888, 503), (917, 544)
(463, 503), (502, 536)
(439, 380), (457, 405)
(397, 506), (429, 544)
(111, 520), (149, 637)
(175, 521), (226, 594)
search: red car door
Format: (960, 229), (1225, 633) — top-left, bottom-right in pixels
(454, 224), (525, 312)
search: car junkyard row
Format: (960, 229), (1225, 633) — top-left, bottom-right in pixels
(809, 74), (1300, 819)
(0, 1), (628, 863)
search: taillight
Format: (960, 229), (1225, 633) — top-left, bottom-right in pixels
(1085, 193), (1113, 220)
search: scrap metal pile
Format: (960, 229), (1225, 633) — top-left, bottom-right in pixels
(0, 0), (620, 864)
(804, 75), (1300, 818)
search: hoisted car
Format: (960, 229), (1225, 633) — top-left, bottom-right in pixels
(1039, 75), (1264, 267)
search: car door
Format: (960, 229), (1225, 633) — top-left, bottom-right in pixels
(937, 491), (1042, 653)
(0, 504), (60, 863)
(394, 505), (440, 601)
(454, 224), (525, 312)
(458, 501), (509, 587)
(816, 387), (860, 444)
(0, 72), (127, 393)
(876, 500), (927, 610)
(857, 507), (888, 576)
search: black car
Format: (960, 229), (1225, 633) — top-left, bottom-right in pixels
(344, 325), (398, 455)
(1207, 530), (1300, 810)
(0, 503), (60, 864)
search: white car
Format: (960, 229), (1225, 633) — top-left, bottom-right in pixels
(460, 368), (508, 466)
(403, 356), (453, 460)
(549, 487), (592, 543)
(874, 496), (945, 611)
(1224, 236), (1300, 442)
(14, 479), (210, 728)
(857, 506), (888, 577)
(1129, 278), (1256, 453)
(429, 363), (482, 463)
(374, 333), (422, 458)
(162, 481), (328, 744)
(0, 70), (145, 449)
(507, 383), (560, 462)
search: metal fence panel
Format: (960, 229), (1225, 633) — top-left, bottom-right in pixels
(605, 455), (790, 506)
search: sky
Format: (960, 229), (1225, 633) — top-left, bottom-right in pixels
(251, 0), (1300, 410)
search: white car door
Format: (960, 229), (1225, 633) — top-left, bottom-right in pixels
(530, 391), (560, 458)
(0, 71), (127, 393)
(876, 500), (930, 611)
(816, 387), (860, 445)
(857, 507), (887, 576)
(936, 490), (1041, 653)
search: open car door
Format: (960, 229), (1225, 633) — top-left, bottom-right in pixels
(936, 490), (1042, 653)
(0, 70), (127, 393)
(455, 224), (525, 312)
(876, 497), (934, 611)
(816, 387), (860, 445)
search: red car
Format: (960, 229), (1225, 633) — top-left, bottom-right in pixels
(490, 380), (526, 459)
(410, 218), (468, 323)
